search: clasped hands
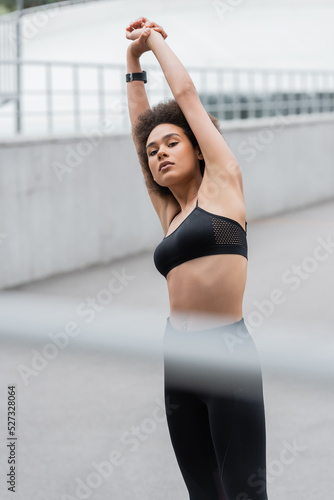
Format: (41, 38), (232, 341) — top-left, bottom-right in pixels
(126, 17), (167, 57)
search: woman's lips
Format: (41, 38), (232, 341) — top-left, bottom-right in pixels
(160, 163), (173, 171)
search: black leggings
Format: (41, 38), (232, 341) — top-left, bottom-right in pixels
(163, 317), (268, 500)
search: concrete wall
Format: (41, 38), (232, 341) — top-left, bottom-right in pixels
(229, 113), (334, 219)
(1, 113), (334, 289)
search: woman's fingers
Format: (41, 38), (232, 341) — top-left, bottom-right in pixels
(128, 17), (166, 34)
(126, 18), (167, 40)
(137, 16), (152, 25)
(152, 25), (167, 39)
(142, 19), (167, 38)
(125, 27), (144, 40)
(129, 17), (151, 29)
(125, 25), (155, 42)
(150, 26), (167, 39)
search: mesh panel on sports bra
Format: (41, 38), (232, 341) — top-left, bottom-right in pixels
(212, 217), (245, 246)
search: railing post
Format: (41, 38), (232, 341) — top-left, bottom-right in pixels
(16, 0), (23, 134)
(217, 69), (223, 121)
(46, 63), (53, 134)
(98, 64), (105, 127)
(73, 64), (80, 132)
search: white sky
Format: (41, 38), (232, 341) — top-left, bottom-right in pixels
(21, 0), (334, 70)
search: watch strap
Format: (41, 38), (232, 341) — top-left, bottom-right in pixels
(126, 71), (147, 84)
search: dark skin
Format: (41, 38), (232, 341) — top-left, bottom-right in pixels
(126, 17), (247, 331)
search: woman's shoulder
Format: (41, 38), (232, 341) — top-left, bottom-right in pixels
(197, 180), (246, 230)
(146, 189), (180, 235)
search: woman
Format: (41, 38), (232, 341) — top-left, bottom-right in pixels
(125, 17), (268, 500)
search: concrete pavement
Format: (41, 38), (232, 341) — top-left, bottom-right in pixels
(0, 198), (334, 500)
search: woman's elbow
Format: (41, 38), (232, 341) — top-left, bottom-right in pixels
(174, 81), (197, 100)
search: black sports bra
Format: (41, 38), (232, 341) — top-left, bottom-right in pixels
(154, 200), (248, 278)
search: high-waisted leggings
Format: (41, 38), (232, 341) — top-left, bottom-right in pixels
(163, 316), (268, 500)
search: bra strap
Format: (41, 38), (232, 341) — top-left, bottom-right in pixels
(196, 199), (198, 208)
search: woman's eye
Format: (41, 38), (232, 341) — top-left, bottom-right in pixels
(149, 142), (178, 157)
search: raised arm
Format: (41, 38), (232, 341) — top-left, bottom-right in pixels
(145, 28), (242, 187)
(126, 47), (150, 127)
(125, 19), (178, 231)
(126, 26), (151, 128)
(126, 18), (167, 132)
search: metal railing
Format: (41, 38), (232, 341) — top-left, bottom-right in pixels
(1, 59), (334, 136)
(0, 13), (18, 117)
(1, 0), (114, 17)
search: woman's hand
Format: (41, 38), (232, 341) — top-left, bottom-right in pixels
(126, 17), (167, 40)
(126, 17), (167, 58)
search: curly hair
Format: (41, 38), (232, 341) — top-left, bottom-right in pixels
(132, 98), (222, 198)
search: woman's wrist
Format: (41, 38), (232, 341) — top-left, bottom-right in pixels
(145, 28), (165, 50)
(127, 45), (143, 71)
(127, 44), (140, 59)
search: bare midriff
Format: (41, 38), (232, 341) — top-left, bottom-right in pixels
(166, 254), (248, 331)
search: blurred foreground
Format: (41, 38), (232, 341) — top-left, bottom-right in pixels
(0, 199), (333, 499)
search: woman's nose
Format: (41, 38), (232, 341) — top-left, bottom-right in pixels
(158, 150), (167, 159)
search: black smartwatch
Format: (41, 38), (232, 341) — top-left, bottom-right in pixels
(126, 70), (147, 84)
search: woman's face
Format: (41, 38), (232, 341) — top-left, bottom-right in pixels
(146, 124), (202, 188)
